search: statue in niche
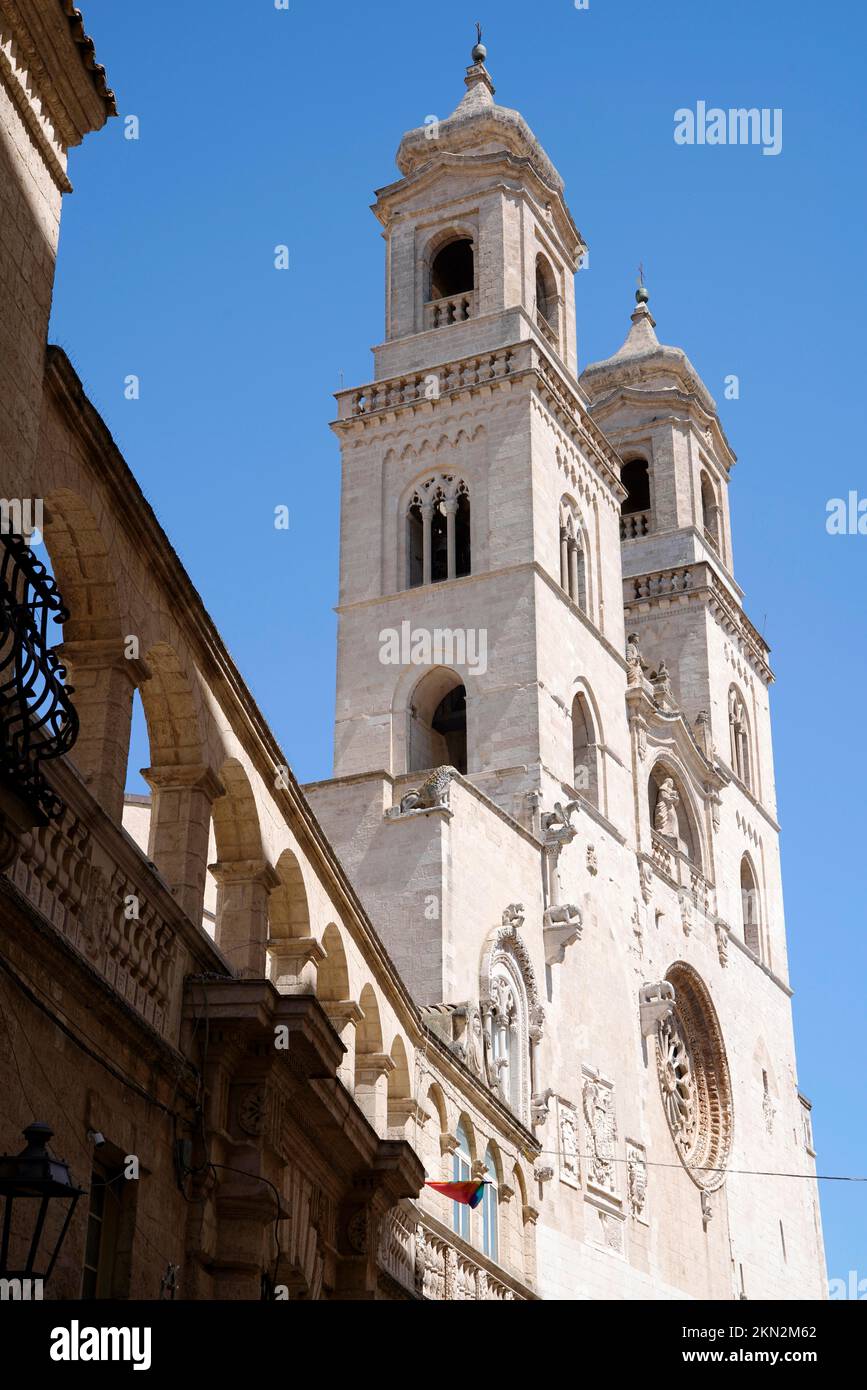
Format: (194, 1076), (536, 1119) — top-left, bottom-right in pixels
(653, 776), (680, 838)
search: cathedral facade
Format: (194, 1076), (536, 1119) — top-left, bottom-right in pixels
(305, 41), (827, 1299)
(0, 8), (825, 1302)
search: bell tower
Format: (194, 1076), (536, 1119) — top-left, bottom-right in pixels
(328, 39), (632, 831)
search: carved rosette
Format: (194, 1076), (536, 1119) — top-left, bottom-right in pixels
(655, 963), (733, 1191)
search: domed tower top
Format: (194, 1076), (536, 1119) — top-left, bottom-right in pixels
(395, 30), (564, 194)
(580, 282), (737, 577)
(372, 32), (585, 380)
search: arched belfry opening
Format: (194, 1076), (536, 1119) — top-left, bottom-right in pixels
(408, 669), (467, 775)
(620, 457), (651, 540)
(535, 253), (558, 343)
(406, 477), (471, 588)
(701, 470), (721, 552)
(429, 237), (474, 302)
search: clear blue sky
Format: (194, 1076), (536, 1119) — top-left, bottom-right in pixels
(49, 0), (865, 1290)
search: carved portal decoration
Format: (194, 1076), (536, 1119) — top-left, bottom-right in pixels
(479, 907), (544, 1123)
(582, 1070), (617, 1196)
(655, 963), (733, 1191)
(650, 659), (676, 710)
(238, 1086), (267, 1137)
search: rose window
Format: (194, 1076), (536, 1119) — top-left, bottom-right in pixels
(656, 963), (733, 1191)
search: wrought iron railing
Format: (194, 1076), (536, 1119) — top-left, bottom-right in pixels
(0, 532), (78, 822)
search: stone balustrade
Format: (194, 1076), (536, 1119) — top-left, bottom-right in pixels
(339, 344), (518, 419)
(7, 755), (224, 1042)
(620, 509), (651, 541)
(424, 290), (475, 329)
(535, 310), (557, 349)
(378, 1201), (532, 1301)
(628, 567), (692, 601)
(650, 830), (714, 916)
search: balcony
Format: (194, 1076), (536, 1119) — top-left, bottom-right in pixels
(620, 510), (651, 541)
(424, 291), (475, 330)
(378, 1201), (534, 1301)
(650, 831), (713, 914)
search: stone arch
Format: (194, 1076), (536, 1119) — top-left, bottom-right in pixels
(558, 493), (590, 615)
(425, 226), (476, 305)
(403, 470), (471, 589)
(405, 665), (467, 776)
(318, 922), (350, 1002)
(139, 642), (206, 768)
(268, 847), (312, 941)
(620, 456), (652, 538)
(700, 469), (721, 550)
(740, 852), (762, 957)
(208, 758), (270, 976)
(480, 915), (543, 1125)
(535, 251), (558, 334)
(41, 487), (122, 644)
(356, 983), (383, 1061)
(648, 757), (704, 869)
(571, 686), (601, 808)
(656, 961), (733, 1191)
(728, 683), (752, 789)
(386, 1035), (413, 1137)
(40, 488), (130, 818)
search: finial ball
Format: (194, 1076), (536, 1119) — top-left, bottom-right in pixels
(472, 41), (487, 63)
(635, 285), (650, 305)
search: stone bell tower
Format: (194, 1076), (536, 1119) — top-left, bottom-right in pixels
(326, 36), (633, 832)
(306, 38), (827, 1303)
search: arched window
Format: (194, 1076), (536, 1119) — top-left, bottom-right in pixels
(408, 668), (467, 775)
(535, 253), (558, 346)
(487, 956), (532, 1121)
(481, 1146), (499, 1262)
(452, 1120), (473, 1241)
(559, 501), (587, 612)
(729, 687), (752, 788)
(406, 476), (471, 588)
(740, 856), (761, 957)
(620, 458), (651, 540)
(701, 470), (721, 552)
(428, 238), (474, 325)
(571, 691), (599, 807)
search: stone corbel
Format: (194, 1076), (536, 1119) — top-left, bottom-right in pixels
(639, 980), (675, 1036)
(522, 1203), (540, 1226)
(440, 1131), (460, 1157)
(266, 935), (326, 994)
(499, 1183), (515, 1204)
(530, 1088), (554, 1127)
(543, 902), (582, 965)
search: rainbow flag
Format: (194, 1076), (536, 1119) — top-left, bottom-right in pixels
(426, 1179), (487, 1209)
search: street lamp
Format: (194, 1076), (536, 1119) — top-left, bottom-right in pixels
(0, 1122), (84, 1284)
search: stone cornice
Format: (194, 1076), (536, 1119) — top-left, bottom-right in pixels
(0, 0), (115, 157)
(623, 559), (773, 685)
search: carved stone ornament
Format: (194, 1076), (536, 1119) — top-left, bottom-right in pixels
(559, 1103), (580, 1187)
(543, 901), (582, 965)
(582, 1073), (617, 1195)
(639, 980), (675, 1036)
(238, 1086), (267, 1137)
(654, 777), (680, 838)
(639, 859), (654, 905)
(655, 963), (733, 1191)
(586, 843), (598, 876)
(650, 659), (676, 710)
(680, 890), (693, 936)
(715, 919), (730, 968)
(540, 800), (580, 847)
(530, 1088), (554, 1127)
(388, 766), (454, 817)
(626, 632), (649, 688)
(533, 1164), (554, 1184)
(346, 1207), (369, 1255)
(626, 1142), (648, 1220)
(501, 902), (525, 932)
